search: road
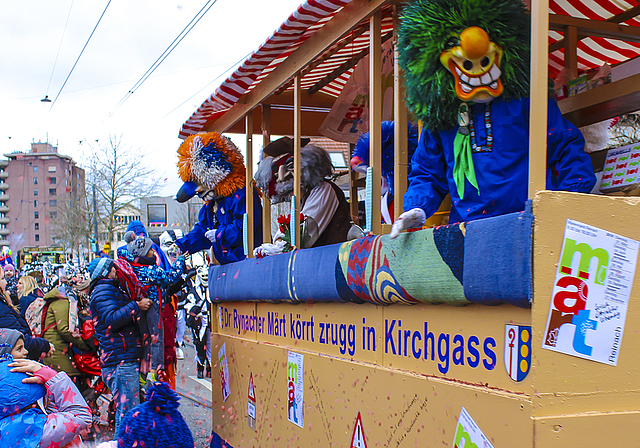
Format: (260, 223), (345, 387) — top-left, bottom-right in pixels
(176, 332), (213, 448)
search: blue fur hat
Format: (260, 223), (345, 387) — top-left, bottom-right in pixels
(118, 382), (194, 448)
(0, 356), (47, 419)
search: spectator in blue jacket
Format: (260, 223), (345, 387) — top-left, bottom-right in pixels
(88, 257), (151, 435)
(119, 232), (185, 375)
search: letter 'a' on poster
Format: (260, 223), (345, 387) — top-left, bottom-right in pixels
(218, 343), (231, 401)
(452, 407), (494, 448)
(542, 219), (639, 366)
(287, 351), (304, 428)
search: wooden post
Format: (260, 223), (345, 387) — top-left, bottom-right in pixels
(564, 26), (578, 80)
(245, 113), (254, 257)
(529, 0), (549, 198)
(393, 5), (408, 222)
(261, 104), (272, 243)
(369, 10), (382, 235)
(293, 74), (302, 247)
(349, 143), (359, 225)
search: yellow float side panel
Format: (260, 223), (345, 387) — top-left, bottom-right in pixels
(531, 191), (640, 446)
(210, 334), (533, 448)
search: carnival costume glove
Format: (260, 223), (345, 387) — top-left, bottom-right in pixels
(204, 229), (217, 243)
(253, 240), (288, 258)
(389, 208), (426, 239)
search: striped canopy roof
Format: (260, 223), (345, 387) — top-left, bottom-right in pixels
(180, 0), (640, 139)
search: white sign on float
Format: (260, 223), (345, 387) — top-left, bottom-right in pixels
(542, 219), (639, 365)
(218, 343), (231, 401)
(287, 351), (304, 428)
(452, 407), (494, 448)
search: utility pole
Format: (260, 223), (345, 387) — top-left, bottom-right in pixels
(92, 184), (99, 258)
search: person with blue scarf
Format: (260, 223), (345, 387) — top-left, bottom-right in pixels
(0, 328), (91, 447)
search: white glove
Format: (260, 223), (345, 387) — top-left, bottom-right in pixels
(389, 208), (427, 239)
(253, 240), (288, 258)
(204, 229), (217, 243)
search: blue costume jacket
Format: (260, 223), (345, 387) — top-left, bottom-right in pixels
(404, 97), (596, 223)
(176, 187), (263, 265)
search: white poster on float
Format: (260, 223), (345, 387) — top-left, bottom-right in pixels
(287, 351), (304, 428)
(542, 219), (638, 365)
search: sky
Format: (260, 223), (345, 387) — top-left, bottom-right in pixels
(0, 0), (303, 197)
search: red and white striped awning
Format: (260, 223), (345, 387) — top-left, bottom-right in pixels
(180, 0), (640, 139)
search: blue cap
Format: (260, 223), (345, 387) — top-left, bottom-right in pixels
(176, 181), (198, 203)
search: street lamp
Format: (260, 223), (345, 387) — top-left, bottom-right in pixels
(40, 96), (51, 103)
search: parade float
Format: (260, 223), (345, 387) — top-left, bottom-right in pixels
(178, 0), (640, 446)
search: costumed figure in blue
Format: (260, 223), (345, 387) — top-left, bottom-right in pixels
(351, 121), (419, 224)
(390, 0), (596, 238)
(174, 132), (262, 264)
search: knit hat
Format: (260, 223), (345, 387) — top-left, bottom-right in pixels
(4, 264), (15, 274)
(0, 328), (23, 359)
(126, 220), (149, 237)
(0, 356), (47, 418)
(125, 231), (153, 258)
(118, 382), (194, 448)
(88, 257), (115, 282)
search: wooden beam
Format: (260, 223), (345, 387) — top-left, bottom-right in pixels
(549, 6), (640, 53)
(261, 104), (272, 243)
(293, 75), (302, 248)
(202, 0), (388, 134)
(559, 71), (640, 127)
(549, 13), (640, 43)
(349, 144), (359, 225)
(529, 0), (549, 197)
(307, 31), (393, 95)
(393, 5), (408, 222)
(274, 23), (370, 96)
(245, 113), (254, 257)
(369, 11), (382, 235)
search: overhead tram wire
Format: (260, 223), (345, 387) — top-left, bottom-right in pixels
(44, 0), (75, 101)
(109, 0), (219, 117)
(48, 0), (113, 111)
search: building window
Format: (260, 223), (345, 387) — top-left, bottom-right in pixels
(34, 223), (39, 230)
(34, 189), (38, 196)
(35, 234), (40, 242)
(49, 188), (56, 196)
(147, 204), (167, 226)
(48, 166), (56, 172)
(49, 200), (57, 207)
(50, 177), (56, 184)
(329, 152), (347, 168)
(50, 211), (57, 219)
(33, 177), (38, 185)
(34, 200), (38, 207)
(33, 166), (38, 173)
(34, 211), (39, 219)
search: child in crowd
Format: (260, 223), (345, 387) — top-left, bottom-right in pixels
(0, 327), (92, 447)
(95, 381), (194, 448)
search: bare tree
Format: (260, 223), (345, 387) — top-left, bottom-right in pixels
(50, 189), (91, 263)
(85, 135), (161, 243)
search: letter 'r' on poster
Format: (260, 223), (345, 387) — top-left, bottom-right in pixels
(287, 351), (304, 428)
(542, 219), (639, 365)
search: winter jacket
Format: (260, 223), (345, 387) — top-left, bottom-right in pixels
(42, 288), (90, 377)
(404, 97), (596, 223)
(18, 289), (44, 317)
(89, 278), (142, 368)
(175, 187), (263, 264)
(0, 299), (50, 360)
(0, 365), (92, 448)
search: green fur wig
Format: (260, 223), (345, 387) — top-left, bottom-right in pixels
(398, 0), (531, 131)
